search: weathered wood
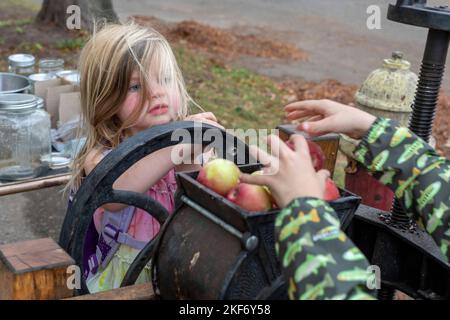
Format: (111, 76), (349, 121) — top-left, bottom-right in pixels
(0, 238), (75, 300)
(66, 283), (155, 300)
(0, 174), (70, 196)
(277, 124), (340, 177)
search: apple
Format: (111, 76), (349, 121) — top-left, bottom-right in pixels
(324, 178), (340, 201)
(226, 183), (273, 212)
(251, 170), (271, 192)
(286, 140), (325, 171)
(197, 158), (240, 196)
(252, 170), (278, 207)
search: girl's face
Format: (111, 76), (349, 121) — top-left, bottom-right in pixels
(117, 70), (180, 135)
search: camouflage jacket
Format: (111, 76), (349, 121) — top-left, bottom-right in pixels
(275, 117), (449, 300)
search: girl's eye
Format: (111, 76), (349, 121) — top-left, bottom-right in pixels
(129, 84), (141, 92)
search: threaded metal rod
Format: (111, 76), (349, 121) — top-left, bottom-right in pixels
(390, 29), (450, 224)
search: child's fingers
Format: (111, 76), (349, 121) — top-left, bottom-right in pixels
(307, 115), (324, 122)
(286, 110), (318, 121)
(198, 112), (217, 122)
(284, 100), (329, 114)
(316, 169), (331, 193)
(248, 144), (273, 167)
(204, 119), (225, 130)
(290, 134), (309, 157)
(240, 172), (270, 186)
(266, 134), (288, 158)
(299, 117), (334, 136)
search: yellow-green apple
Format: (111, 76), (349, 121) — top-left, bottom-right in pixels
(197, 159), (240, 196)
(226, 183), (273, 212)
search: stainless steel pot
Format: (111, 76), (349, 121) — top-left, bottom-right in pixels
(0, 72), (32, 94)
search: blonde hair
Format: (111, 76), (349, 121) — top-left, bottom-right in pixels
(67, 22), (193, 193)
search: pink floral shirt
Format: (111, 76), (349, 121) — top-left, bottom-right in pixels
(93, 169), (177, 242)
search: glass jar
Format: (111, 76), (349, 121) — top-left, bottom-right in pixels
(38, 58), (65, 74)
(0, 94), (51, 181)
(55, 70), (80, 85)
(8, 54), (36, 76)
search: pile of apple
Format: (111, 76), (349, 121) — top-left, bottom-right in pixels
(196, 140), (340, 213)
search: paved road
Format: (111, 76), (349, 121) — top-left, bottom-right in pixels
(113, 0), (450, 89)
(2, 0), (449, 246)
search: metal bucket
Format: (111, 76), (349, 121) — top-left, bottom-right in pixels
(0, 73), (32, 94)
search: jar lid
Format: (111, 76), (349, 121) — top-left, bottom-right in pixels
(382, 51), (411, 70)
(29, 73), (57, 82)
(36, 97), (44, 109)
(0, 93), (38, 111)
(55, 70), (80, 84)
(41, 152), (71, 169)
(38, 58), (64, 67)
(8, 54), (36, 68)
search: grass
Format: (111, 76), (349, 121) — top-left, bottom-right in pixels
(0, 0), (40, 12)
(175, 47), (346, 186)
(175, 47), (287, 129)
(56, 38), (86, 50)
(0, 18), (34, 28)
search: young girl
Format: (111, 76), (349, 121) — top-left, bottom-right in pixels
(67, 23), (219, 293)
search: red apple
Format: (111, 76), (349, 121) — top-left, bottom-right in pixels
(197, 159), (240, 196)
(324, 178), (340, 201)
(286, 140), (325, 171)
(226, 183), (273, 212)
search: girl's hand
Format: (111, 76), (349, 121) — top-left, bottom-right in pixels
(185, 112), (224, 130)
(285, 99), (376, 139)
(240, 134), (330, 208)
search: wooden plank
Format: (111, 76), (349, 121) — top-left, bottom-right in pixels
(66, 283), (156, 300)
(0, 238), (58, 258)
(0, 174), (71, 196)
(0, 238), (75, 300)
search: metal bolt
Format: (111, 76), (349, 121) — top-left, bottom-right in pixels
(245, 235), (259, 251)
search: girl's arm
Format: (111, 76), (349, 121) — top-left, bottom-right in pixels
(84, 146), (178, 212)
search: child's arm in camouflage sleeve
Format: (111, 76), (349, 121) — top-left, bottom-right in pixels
(353, 117), (450, 261)
(275, 197), (376, 300)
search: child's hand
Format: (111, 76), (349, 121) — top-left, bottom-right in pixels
(185, 112), (225, 130)
(240, 134), (330, 208)
(285, 99), (376, 139)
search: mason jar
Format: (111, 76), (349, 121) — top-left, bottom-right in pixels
(8, 54), (36, 76)
(38, 58), (65, 74)
(0, 94), (51, 181)
(55, 70), (80, 85)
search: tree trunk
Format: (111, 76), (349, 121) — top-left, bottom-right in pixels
(36, 0), (119, 32)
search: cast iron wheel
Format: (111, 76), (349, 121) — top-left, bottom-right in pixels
(59, 121), (251, 294)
